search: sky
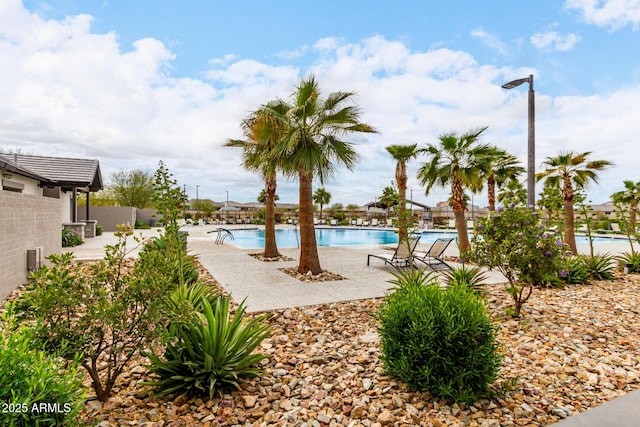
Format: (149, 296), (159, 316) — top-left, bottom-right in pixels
(2, 0), (640, 207)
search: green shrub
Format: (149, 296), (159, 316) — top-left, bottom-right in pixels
(0, 305), (85, 427)
(61, 228), (83, 247)
(95, 223), (104, 236)
(378, 273), (502, 404)
(134, 219), (151, 229)
(140, 235), (199, 286)
(616, 251), (640, 273)
(442, 264), (489, 291)
(470, 206), (565, 316)
(16, 230), (176, 402)
(583, 253), (615, 280)
(145, 296), (270, 399)
(558, 256), (590, 284)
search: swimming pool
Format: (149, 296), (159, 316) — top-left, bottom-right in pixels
(230, 228), (456, 249)
(228, 227), (627, 249)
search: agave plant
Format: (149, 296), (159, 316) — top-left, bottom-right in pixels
(583, 253), (615, 280)
(442, 265), (489, 291)
(616, 251), (640, 273)
(388, 268), (440, 292)
(557, 256), (589, 285)
(145, 296), (270, 399)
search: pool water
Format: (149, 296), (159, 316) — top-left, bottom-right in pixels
(230, 228), (457, 249)
(228, 227), (627, 249)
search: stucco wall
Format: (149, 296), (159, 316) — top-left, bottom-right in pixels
(77, 206), (136, 232)
(0, 191), (61, 300)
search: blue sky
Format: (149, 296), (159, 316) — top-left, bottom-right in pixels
(3, 0), (640, 206)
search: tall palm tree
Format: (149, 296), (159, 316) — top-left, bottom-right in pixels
(385, 144), (419, 241)
(417, 126), (495, 254)
(265, 75), (377, 274)
(612, 180), (640, 232)
(226, 108), (282, 258)
(480, 150), (525, 211)
(536, 151), (613, 254)
(313, 188), (331, 220)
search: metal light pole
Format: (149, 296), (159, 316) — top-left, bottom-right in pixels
(410, 189), (413, 218)
(502, 74), (535, 208)
(196, 185), (200, 219)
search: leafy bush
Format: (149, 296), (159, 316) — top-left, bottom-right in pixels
(470, 206), (565, 317)
(95, 223), (104, 236)
(557, 256), (590, 284)
(442, 264), (489, 291)
(0, 305), (85, 426)
(134, 219), (151, 229)
(16, 230), (176, 402)
(146, 296), (270, 399)
(616, 251), (640, 273)
(388, 268), (440, 291)
(583, 253), (615, 280)
(140, 235), (199, 286)
(378, 273), (502, 404)
(61, 228), (83, 247)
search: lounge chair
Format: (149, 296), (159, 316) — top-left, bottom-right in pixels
(610, 223), (621, 233)
(386, 218), (393, 227)
(367, 235), (421, 269)
(356, 218), (363, 226)
(414, 238), (455, 272)
(330, 219), (338, 226)
(371, 218), (379, 227)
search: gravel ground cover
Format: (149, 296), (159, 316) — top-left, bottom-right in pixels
(3, 262), (640, 426)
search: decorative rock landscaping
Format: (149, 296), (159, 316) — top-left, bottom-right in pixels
(74, 264), (640, 426)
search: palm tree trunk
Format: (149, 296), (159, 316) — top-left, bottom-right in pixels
(451, 171), (470, 255)
(298, 171), (322, 275)
(630, 202), (637, 232)
(263, 175), (279, 258)
(563, 179), (578, 255)
(397, 162), (408, 241)
(487, 175), (496, 211)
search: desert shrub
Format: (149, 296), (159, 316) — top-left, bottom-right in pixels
(134, 219), (151, 229)
(145, 296), (270, 399)
(616, 251), (640, 273)
(470, 206), (565, 317)
(61, 228), (83, 247)
(583, 253), (615, 280)
(442, 264), (489, 291)
(557, 256), (590, 284)
(16, 229), (176, 402)
(0, 305), (85, 426)
(378, 275), (501, 404)
(140, 235), (199, 286)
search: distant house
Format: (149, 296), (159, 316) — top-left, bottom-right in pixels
(0, 153), (103, 300)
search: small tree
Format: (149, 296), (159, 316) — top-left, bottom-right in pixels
(110, 169), (155, 209)
(471, 206), (565, 317)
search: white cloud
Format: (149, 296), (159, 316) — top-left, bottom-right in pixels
(531, 31), (581, 51)
(470, 28), (507, 54)
(565, 0), (640, 30)
(1, 2), (638, 206)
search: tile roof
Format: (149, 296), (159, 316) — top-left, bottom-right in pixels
(0, 153), (103, 191)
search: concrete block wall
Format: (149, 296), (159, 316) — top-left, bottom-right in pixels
(0, 191), (61, 300)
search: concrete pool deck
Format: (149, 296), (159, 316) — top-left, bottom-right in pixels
(71, 224), (636, 313)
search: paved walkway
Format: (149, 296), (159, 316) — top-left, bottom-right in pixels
(69, 225), (640, 425)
